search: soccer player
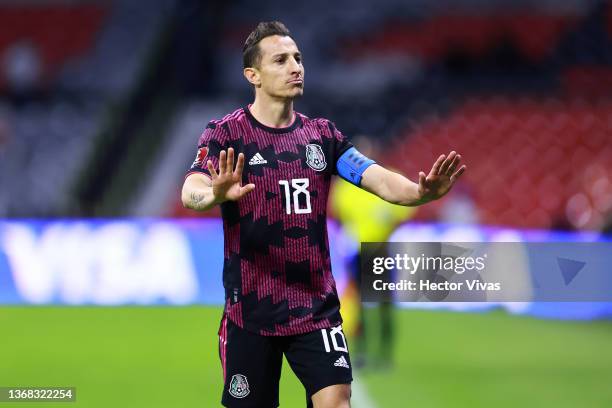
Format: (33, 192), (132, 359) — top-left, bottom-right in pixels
(182, 21), (465, 408)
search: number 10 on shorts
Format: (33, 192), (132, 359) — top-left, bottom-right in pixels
(321, 326), (348, 353)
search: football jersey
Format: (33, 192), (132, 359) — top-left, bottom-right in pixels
(186, 106), (353, 336)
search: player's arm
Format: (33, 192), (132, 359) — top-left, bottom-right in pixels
(360, 151), (465, 206)
(182, 148), (255, 211)
(359, 165), (425, 206)
(182, 173), (217, 211)
(337, 146), (465, 206)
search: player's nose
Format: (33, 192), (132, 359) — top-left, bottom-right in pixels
(288, 57), (302, 75)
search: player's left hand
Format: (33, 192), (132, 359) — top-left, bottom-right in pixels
(417, 151), (466, 202)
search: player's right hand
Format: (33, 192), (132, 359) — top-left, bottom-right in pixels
(207, 148), (256, 203)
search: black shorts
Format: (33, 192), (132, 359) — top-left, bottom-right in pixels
(218, 315), (353, 408)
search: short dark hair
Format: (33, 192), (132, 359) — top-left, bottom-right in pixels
(243, 21), (291, 69)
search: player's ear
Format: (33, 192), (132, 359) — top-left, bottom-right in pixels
(243, 67), (261, 87)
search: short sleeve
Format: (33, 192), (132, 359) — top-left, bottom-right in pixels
(185, 121), (227, 178)
(328, 121), (353, 175)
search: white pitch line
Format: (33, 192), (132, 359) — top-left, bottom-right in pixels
(351, 377), (378, 408)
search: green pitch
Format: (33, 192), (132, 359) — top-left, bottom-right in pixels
(359, 307), (612, 407)
(0, 307), (610, 408)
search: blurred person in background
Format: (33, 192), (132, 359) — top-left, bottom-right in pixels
(330, 135), (415, 369)
(181, 21), (465, 408)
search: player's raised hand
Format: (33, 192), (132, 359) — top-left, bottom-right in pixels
(206, 148), (255, 203)
(417, 151), (466, 202)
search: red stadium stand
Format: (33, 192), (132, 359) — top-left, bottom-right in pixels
(340, 13), (580, 63)
(0, 5), (108, 90)
(386, 98), (612, 230)
(563, 66), (612, 97)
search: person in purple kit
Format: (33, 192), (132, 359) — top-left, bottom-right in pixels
(182, 21), (466, 408)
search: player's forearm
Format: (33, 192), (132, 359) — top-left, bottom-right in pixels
(362, 165), (428, 207)
(181, 175), (221, 211)
(379, 171), (429, 206)
(182, 185), (219, 211)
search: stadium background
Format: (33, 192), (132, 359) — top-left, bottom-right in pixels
(1, 0), (612, 407)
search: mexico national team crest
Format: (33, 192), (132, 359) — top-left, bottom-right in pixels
(229, 374), (250, 398)
(305, 144), (327, 171)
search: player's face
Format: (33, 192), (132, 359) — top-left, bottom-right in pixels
(256, 35), (304, 99)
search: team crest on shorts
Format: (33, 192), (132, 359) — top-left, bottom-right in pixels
(229, 374), (250, 398)
(305, 144), (327, 171)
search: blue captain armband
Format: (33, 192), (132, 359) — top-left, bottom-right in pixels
(336, 147), (376, 186)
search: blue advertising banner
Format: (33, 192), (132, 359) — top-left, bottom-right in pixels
(1, 219), (610, 319)
(0, 219), (354, 306)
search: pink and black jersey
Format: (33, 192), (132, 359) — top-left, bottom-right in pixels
(187, 106), (353, 336)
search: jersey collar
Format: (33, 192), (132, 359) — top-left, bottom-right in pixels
(244, 105), (302, 134)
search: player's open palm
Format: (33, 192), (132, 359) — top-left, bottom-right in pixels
(207, 148), (255, 202)
(418, 151), (466, 202)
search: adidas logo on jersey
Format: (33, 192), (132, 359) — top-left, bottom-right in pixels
(334, 355), (350, 369)
(249, 153), (267, 165)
